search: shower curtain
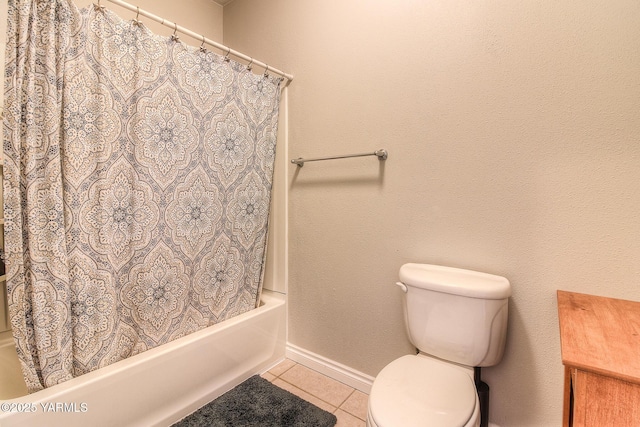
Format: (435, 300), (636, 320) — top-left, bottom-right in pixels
(4, 0), (282, 392)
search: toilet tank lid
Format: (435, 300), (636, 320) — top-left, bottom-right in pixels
(399, 263), (511, 299)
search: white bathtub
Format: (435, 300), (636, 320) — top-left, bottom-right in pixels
(0, 290), (286, 427)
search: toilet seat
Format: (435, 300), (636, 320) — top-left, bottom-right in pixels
(368, 355), (479, 427)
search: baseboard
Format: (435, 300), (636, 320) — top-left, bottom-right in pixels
(286, 343), (375, 394)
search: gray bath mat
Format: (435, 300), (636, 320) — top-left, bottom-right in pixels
(172, 375), (337, 427)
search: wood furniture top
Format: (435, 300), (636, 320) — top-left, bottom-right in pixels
(557, 290), (640, 385)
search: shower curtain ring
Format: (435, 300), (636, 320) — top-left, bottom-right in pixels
(199, 35), (207, 53)
(171, 23), (180, 42)
(94, 0), (105, 12)
(133, 6), (141, 26)
(224, 47), (231, 62)
(247, 58), (253, 71)
(263, 65), (270, 78)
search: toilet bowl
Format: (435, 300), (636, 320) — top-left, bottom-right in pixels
(367, 264), (510, 427)
(367, 355), (480, 427)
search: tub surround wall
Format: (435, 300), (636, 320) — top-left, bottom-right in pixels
(223, 1), (640, 426)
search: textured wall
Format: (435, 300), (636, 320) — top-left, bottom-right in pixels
(224, 1), (640, 425)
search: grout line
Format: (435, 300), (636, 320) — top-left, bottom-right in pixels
(269, 360), (368, 422)
(274, 376), (339, 414)
(276, 376), (335, 404)
(336, 388), (355, 409)
(337, 388), (366, 420)
(265, 359), (297, 379)
(277, 364), (295, 378)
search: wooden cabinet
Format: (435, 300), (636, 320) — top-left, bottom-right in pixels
(558, 291), (640, 426)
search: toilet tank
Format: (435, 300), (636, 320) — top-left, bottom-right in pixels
(398, 263), (511, 367)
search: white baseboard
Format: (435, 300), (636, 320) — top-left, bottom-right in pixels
(286, 343), (375, 394)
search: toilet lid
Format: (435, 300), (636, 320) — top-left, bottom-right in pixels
(369, 355), (477, 427)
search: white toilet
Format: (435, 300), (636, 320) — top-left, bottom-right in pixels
(367, 263), (511, 427)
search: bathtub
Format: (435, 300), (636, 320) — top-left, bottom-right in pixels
(0, 289), (286, 427)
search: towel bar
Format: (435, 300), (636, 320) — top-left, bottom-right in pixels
(291, 149), (388, 167)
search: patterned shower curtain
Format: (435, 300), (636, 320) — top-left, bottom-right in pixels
(4, 0), (282, 392)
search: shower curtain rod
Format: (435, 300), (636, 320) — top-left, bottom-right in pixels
(100, 0), (294, 82)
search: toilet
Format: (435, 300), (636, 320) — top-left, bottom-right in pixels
(367, 263), (511, 427)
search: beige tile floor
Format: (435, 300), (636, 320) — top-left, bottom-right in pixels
(262, 359), (369, 427)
